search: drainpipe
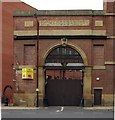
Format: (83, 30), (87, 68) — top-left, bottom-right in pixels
(34, 13), (39, 107)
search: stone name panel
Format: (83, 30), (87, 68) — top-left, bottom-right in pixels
(39, 20), (90, 26)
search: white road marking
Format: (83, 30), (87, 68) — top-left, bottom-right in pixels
(60, 107), (64, 111)
(56, 107), (64, 112)
(56, 110), (60, 112)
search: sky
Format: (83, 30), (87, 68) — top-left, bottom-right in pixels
(21, 0), (103, 10)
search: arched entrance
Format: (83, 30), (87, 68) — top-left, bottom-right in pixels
(44, 45), (85, 106)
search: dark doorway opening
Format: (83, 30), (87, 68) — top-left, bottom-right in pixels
(94, 89), (102, 105)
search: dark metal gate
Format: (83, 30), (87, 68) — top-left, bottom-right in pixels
(44, 45), (84, 106)
(45, 79), (83, 106)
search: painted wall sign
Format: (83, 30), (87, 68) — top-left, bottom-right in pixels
(22, 68), (34, 80)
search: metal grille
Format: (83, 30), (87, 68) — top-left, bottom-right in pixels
(45, 46), (83, 64)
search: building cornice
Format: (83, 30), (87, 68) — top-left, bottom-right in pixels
(14, 35), (107, 40)
(13, 10), (105, 16)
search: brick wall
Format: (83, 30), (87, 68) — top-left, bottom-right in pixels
(14, 36), (113, 94)
(103, 1), (115, 13)
(13, 7), (114, 94)
(2, 1), (115, 100)
(12, 1), (115, 106)
(2, 2), (37, 94)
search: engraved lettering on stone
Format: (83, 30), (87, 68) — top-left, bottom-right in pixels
(39, 20), (90, 26)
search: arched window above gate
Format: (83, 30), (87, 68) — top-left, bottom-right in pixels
(45, 46), (84, 67)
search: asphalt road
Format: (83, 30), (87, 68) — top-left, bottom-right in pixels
(1, 107), (114, 119)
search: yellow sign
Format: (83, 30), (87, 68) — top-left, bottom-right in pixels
(22, 68), (34, 80)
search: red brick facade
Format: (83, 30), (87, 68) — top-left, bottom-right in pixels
(2, 1), (37, 98)
(2, 1), (115, 106)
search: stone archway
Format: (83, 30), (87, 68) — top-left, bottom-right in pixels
(38, 43), (92, 106)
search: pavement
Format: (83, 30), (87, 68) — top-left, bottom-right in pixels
(1, 106), (114, 119)
(1, 105), (114, 110)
